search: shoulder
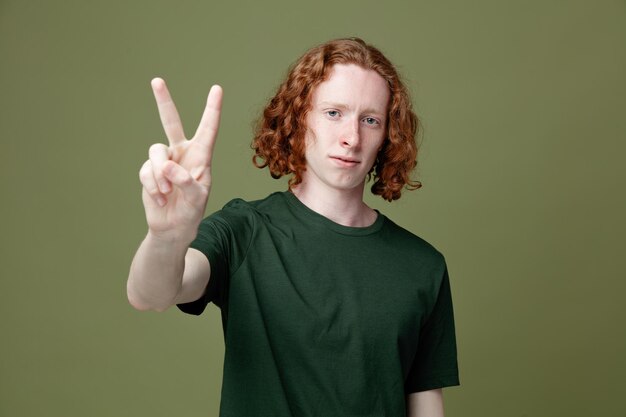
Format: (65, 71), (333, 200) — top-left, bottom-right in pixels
(220, 191), (285, 212)
(206, 192), (286, 228)
(380, 216), (446, 268)
(217, 192), (286, 219)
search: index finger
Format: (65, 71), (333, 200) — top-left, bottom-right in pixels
(151, 77), (186, 145)
(193, 85), (223, 154)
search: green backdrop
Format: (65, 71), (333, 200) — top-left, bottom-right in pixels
(1, 1), (624, 416)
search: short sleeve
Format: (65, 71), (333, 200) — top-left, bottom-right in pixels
(405, 267), (460, 393)
(176, 199), (255, 316)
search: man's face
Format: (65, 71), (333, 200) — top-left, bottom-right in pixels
(302, 63), (390, 194)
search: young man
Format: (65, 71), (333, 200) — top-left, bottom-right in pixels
(127, 38), (459, 417)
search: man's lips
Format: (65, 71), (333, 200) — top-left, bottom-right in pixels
(330, 155), (360, 163)
(330, 155), (360, 167)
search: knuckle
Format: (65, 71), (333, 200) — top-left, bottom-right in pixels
(141, 179), (158, 195)
(138, 161), (151, 181)
(148, 143), (164, 153)
(145, 186), (160, 197)
(149, 143), (170, 159)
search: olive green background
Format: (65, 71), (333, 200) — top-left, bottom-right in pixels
(1, 1), (624, 416)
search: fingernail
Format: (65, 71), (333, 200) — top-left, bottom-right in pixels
(157, 196), (166, 207)
(160, 181), (171, 193)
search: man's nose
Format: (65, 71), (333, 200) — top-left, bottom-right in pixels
(340, 118), (360, 148)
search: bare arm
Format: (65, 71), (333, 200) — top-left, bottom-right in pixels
(126, 78), (222, 312)
(127, 237), (210, 311)
(406, 389), (444, 417)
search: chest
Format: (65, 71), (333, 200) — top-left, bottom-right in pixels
(226, 228), (437, 356)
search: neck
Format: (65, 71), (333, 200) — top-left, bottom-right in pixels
(290, 180), (377, 227)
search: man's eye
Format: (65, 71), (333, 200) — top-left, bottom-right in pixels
(364, 117), (379, 125)
(326, 110), (340, 118)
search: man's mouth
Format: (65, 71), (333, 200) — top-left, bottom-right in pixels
(330, 156), (360, 166)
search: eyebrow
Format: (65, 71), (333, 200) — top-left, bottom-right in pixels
(317, 101), (387, 118)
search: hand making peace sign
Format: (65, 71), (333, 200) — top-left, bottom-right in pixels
(139, 78), (223, 242)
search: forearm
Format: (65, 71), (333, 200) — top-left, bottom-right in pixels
(127, 231), (191, 312)
(406, 389), (444, 417)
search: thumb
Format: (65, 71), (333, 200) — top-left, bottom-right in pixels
(162, 161), (205, 201)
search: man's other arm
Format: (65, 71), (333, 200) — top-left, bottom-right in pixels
(406, 389), (444, 417)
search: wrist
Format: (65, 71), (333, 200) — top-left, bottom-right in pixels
(145, 228), (196, 253)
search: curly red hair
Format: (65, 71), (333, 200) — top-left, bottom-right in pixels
(252, 37), (421, 201)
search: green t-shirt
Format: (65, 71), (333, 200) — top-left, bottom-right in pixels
(178, 191), (459, 417)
